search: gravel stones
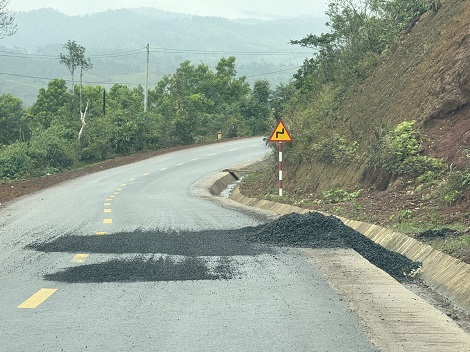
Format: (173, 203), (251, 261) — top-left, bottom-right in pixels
(44, 256), (233, 283)
(28, 211), (420, 283)
(246, 212), (421, 282)
(415, 228), (460, 240)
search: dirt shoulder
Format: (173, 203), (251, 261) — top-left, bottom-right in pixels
(238, 160), (470, 264)
(0, 144), (212, 205)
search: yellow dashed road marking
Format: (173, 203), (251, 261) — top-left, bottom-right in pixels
(109, 195), (116, 198)
(116, 188), (122, 191)
(104, 203), (111, 206)
(104, 209), (112, 213)
(103, 219), (112, 224)
(160, 168), (167, 171)
(96, 232), (107, 235)
(129, 178), (136, 181)
(177, 163), (184, 166)
(192, 158), (199, 161)
(18, 289), (57, 309)
(143, 173), (150, 176)
(71, 254), (89, 263)
(106, 198), (113, 201)
(121, 183), (126, 187)
(113, 192), (119, 195)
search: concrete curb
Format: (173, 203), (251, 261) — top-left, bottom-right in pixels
(224, 180), (470, 313)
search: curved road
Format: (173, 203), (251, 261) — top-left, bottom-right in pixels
(0, 137), (376, 351)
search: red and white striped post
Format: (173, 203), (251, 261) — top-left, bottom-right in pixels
(278, 141), (283, 196)
(268, 120), (292, 197)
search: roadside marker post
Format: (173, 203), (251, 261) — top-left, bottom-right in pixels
(268, 120), (293, 196)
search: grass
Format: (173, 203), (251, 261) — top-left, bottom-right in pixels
(431, 235), (470, 257)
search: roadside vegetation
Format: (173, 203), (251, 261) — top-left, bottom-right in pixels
(1, 0), (468, 260)
(239, 0), (469, 262)
(0, 52), (275, 181)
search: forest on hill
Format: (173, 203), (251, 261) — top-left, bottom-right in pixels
(0, 4), (323, 182)
(0, 8), (326, 105)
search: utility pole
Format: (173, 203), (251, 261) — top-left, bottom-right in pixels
(144, 43), (149, 112)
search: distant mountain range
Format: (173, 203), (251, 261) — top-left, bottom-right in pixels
(0, 8), (327, 105)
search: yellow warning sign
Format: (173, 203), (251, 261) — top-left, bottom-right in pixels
(268, 120), (293, 142)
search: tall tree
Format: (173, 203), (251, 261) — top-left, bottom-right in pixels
(59, 40), (93, 139)
(244, 80), (272, 135)
(0, 93), (24, 145)
(0, 0), (16, 39)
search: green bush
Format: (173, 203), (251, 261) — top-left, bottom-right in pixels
(0, 142), (32, 179)
(312, 134), (358, 165)
(370, 121), (447, 179)
(438, 170), (470, 205)
(79, 139), (112, 162)
(397, 155), (447, 177)
(28, 127), (79, 171)
(417, 170), (440, 184)
(321, 188), (362, 204)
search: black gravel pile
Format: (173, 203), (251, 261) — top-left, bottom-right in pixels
(247, 212), (421, 282)
(415, 228), (460, 240)
(249, 212), (349, 248)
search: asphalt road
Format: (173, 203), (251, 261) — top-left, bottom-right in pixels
(0, 137), (376, 351)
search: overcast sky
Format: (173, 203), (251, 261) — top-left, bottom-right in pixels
(9, 0), (328, 19)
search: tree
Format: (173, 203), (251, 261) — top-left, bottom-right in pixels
(0, 0), (16, 39)
(271, 83), (296, 120)
(214, 57), (250, 106)
(243, 80), (272, 135)
(30, 79), (70, 129)
(59, 40), (93, 139)
(0, 93), (24, 145)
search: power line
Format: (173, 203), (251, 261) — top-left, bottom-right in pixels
(0, 71), (142, 85)
(149, 47), (313, 56)
(0, 65), (302, 85)
(246, 66), (301, 78)
(0, 48), (145, 60)
(0, 44), (306, 85)
(0, 46), (313, 60)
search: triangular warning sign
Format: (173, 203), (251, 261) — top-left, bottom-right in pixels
(268, 120), (293, 142)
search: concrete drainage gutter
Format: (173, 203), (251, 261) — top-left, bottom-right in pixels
(214, 168), (470, 313)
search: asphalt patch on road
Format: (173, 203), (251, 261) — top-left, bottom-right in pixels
(29, 212), (420, 283)
(28, 229), (267, 283)
(44, 256), (233, 283)
(26, 229), (271, 256)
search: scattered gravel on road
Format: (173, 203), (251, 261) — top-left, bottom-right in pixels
(29, 211), (420, 283)
(44, 256), (233, 283)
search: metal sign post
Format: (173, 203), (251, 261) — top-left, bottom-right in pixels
(268, 120), (293, 196)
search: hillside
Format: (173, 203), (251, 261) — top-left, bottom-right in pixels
(284, 0), (469, 199)
(241, 0), (470, 260)
(0, 8), (326, 105)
